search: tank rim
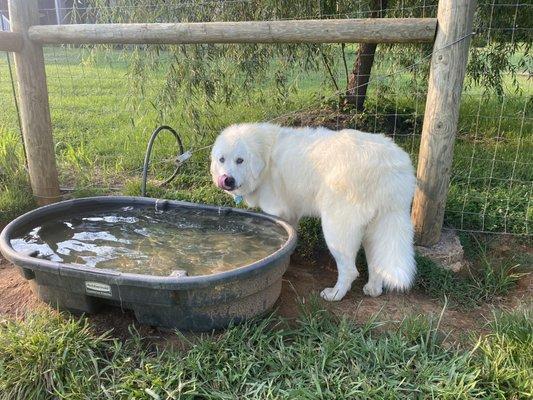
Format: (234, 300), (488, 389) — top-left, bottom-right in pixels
(0, 196), (297, 290)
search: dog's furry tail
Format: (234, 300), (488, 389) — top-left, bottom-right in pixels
(364, 210), (416, 291)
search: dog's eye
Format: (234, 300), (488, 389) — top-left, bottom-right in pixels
(219, 157), (225, 163)
(235, 158), (244, 165)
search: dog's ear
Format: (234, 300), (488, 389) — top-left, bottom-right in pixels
(242, 140), (266, 181)
(249, 152), (266, 180)
(240, 127), (274, 181)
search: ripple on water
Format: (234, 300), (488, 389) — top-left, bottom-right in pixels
(11, 207), (288, 276)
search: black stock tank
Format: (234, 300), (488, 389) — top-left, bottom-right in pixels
(0, 196), (297, 331)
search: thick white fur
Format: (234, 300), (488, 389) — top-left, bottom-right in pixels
(210, 123), (416, 301)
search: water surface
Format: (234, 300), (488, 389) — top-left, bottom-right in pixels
(11, 207), (288, 276)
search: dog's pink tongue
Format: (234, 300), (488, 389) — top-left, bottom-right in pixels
(217, 174), (228, 189)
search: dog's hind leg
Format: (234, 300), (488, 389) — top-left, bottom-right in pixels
(362, 210), (415, 297)
(362, 235), (384, 297)
(319, 210), (364, 301)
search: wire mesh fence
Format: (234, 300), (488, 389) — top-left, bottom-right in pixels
(0, 1), (531, 236)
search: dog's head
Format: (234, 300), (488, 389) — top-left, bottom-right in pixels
(210, 123), (277, 197)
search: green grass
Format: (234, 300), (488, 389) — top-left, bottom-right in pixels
(473, 309), (533, 399)
(0, 129), (35, 222)
(0, 46), (531, 235)
(415, 254), (523, 308)
(0, 304), (531, 399)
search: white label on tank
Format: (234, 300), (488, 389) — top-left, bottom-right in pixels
(85, 281), (112, 297)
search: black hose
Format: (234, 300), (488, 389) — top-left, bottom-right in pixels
(141, 125), (185, 197)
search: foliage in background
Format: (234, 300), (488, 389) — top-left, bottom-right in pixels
(469, 1), (532, 96)
(78, 0), (531, 117)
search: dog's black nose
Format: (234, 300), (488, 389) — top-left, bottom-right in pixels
(224, 176), (236, 190)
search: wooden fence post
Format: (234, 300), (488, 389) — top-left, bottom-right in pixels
(411, 0), (476, 246)
(8, 0), (60, 206)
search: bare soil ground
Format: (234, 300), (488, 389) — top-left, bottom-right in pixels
(1, 240), (531, 344)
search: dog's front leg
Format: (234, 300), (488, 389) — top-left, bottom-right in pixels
(260, 202), (298, 227)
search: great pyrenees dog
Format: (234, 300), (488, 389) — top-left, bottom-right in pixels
(210, 123), (416, 301)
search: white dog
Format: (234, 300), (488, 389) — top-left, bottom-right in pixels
(210, 123), (416, 301)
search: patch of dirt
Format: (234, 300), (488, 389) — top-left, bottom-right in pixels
(276, 104), (422, 138)
(279, 256), (490, 339)
(1, 242), (531, 345)
(0, 258), (41, 318)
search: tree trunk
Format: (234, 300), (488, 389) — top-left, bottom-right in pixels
(345, 0), (388, 110)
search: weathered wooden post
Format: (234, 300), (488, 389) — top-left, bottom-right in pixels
(411, 0), (476, 246)
(8, 0), (60, 206)
(0, 31), (23, 52)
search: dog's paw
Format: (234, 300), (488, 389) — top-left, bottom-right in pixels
(320, 286), (347, 302)
(363, 282), (383, 297)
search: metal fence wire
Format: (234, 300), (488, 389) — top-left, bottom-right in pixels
(0, 1), (531, 236)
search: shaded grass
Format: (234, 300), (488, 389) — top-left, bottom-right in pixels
(0, 304), (531, 399)
(445, 92), (532, 234)
(414, 229), (527, 309)
(414, 254), (523, 308)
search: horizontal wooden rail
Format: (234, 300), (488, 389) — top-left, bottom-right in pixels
(28, 18), (436, 45)
(0, 31), (24, 52)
